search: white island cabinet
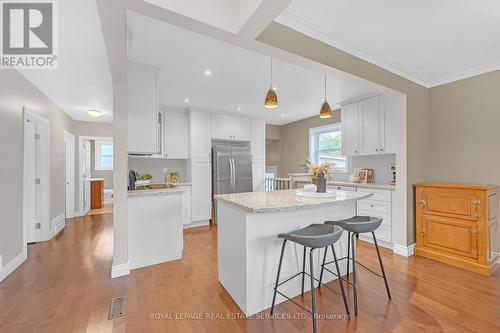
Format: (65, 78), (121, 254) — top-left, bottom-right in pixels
(215, 189), (371, 315)
(128, 188), (184, 269)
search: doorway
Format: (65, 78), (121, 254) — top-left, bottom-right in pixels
(64, 131), (75, 218)
(23, 108), (49, 245)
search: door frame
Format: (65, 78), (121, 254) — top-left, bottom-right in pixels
(77, 136), (113, 215)
(23, 108), (50, 246)
(64, 131), (75, 218)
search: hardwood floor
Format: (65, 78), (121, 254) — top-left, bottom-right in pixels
(1, 212), (499, 332)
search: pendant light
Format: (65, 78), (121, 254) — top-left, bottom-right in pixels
(319, 74), (332, 118)
(264, 57), (278, 109)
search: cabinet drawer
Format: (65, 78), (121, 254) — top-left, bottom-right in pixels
(358, 200), (391, 215)
(357, 209), (391, 228)
(327, 185), (356, 192)
(419, 187), (481, 221)
(357, 187), (391, 202)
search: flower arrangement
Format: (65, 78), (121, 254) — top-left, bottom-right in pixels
(310, 162), (335, 181)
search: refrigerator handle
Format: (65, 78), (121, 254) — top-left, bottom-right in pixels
(229, 157), (234, 192)
(231, 157), (236, 192)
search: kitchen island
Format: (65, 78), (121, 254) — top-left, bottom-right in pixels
(215, 189), (371, 316)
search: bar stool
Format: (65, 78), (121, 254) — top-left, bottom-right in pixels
(270, 224), (349, 333)
(320, 216), (391, 316)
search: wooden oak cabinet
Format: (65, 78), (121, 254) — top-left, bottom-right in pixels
(90, 179), (104, 210)
(415, 183), (499, 275)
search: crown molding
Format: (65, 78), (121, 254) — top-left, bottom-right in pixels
(276, 7), (500, 88)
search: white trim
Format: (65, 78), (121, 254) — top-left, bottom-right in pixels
(308, 123), (348, 173)
(111, 261), (130, 278)
(94, 140), (114, 171)
(64, 131), (75, 218)
(50, 213), (66, 237)
(183, 220), (210, 229)
(276, 7), (500, 88)
(0, 250), (27, 282)
(73, 209), (90, 217)
(393, 243), (415, 257)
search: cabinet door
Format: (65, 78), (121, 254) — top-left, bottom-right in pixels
(421, 215), (479, 259)
(150, 112), (165, 159)
(189, 111), (212, 159)
(212, 114), (231, 140)
(251, 119), (265, 160)
(180, 186), (192, 225)
(127, 65), (159, 154)
(359, 96), (381, 155)
(230, 117), (251, 141)
(381, 96), (396, 154)
(252, 159), (265, 192)
(420, 188), (481, 221)
(191, 160), (212, 221)
(341, 102), (359, 155)
(164, 111), (188, 159)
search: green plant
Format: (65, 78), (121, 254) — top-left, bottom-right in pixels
(136, 174), (153, 180)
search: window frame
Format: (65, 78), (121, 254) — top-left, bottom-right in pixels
(94, 140), (113, 171)
(309, 123), (348, 173)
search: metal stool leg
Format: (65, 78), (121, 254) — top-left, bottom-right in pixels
(309, 248), (318, 333)
(351, 232), (358, 316)
(331, 244), (350, 316)
(346, 231), (351, 279)
(301, 246), (307, 294)
(372, 231), (391, 300)
(271, 239), (287, 315)
(319, 246), (328, 287)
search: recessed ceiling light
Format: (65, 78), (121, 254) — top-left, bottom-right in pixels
(204, 69), (212, 76)
(237, 107), (241, 111)
(85, 108), (103, 117)
(184, 98), (190, 103)
(280, 113), (285, 117)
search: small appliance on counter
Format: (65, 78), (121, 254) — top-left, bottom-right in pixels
(390, 163), (396, 185)
(128, 170), (138, 190)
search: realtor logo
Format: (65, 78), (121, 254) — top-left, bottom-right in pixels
(1, 0), (58, 69)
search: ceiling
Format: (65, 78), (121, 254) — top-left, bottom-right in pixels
(20, 0), (113, 122)
(276, 0), (500, 87)
(127, 12), (375, 125)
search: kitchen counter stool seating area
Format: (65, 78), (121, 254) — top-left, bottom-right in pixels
(321, 216), (391, 316)
(270, 224), (350, 333)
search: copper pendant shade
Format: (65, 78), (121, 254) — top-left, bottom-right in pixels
(319, 74), (332, 118)
(264, 57), (278, 109)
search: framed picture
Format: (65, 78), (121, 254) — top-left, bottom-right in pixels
(365, 168), (374, 183)
(358, 169), (368, 183)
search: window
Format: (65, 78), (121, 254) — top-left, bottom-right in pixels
(95, 141), (113, 170)
(309, 124), (347, 173)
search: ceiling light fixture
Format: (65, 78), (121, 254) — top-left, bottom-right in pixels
(204, 69), (212, 76)
(237, 107), (241, 111)
(184, 98), (190, 103)
(264, 57), (278, 109)
(319, 75), (332, 119)
(85, 108), (103, 117)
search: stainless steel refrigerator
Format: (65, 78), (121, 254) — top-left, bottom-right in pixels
(212, 143), (253, 196)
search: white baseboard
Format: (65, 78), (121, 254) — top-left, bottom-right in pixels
(50, 213), (65, 237)
(111, 261), (130, 278)
(184, 220), (210, 229)
(74, 207), (90, 217)
(0, 250), (27, 282)
(393, 243), (416, 257)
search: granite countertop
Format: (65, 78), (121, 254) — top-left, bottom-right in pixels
(215, 189), (372, 214)
(327, 181), (395, 191)
(128, 183), (185, 197)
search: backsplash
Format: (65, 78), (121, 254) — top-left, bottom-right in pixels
(333, 154), (395, 184)
(128, 158), (188, 183)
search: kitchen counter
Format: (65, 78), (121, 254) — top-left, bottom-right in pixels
(327, 181), (395, 191)
(215, 189), (371, 213)
(128, 183), (185, 197)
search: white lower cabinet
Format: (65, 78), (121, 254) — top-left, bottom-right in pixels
(252, 159), (265, 192)
(357, 188), (392, 245)
(178, 185), (192, 227)
(190, 159), (212, 222)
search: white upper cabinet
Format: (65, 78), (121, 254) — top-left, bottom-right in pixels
(341, 102), (359, 155)
(189, 111), (212, 159)
(127, 64), (160, 155)
(212, 114), (231, 140)
(230, 117), (251, 141)
(211, 114), (251, 141)
(251, 119), (266, 160)
(359, 96), (381, 155)
(342, 95), (395, 156)
(164, 111), (188, 159)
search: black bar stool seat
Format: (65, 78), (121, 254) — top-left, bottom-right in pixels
(326, 215), (383, 233)
(271, 224), (349, 333)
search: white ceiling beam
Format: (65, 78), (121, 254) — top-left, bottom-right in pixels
(237, 0), (292, 39)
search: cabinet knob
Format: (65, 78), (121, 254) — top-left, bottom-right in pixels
(376, 149), (379, 152)
(419, 199), (426, 208)
(380, 148), (384, 151)
(354, 150), (358, 154)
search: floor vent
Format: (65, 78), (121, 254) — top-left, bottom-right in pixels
(109, 296), (126, 320)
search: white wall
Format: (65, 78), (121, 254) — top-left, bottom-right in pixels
(128, 158), (188, 184)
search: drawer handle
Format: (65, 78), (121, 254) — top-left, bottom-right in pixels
(370, 204), (374, 208)
(419, 200), (426, 208)
(421, 228), (427, 236)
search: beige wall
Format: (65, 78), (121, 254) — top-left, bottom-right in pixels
(0, 70), (74, 264)
(258, 23), (430, 245)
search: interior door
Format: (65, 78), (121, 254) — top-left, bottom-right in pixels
(214, 145), (231, 194)
(64, 134), (74, 218)
(82, 140), (91, 212)
(25, 120), (37, 243)
(232, 146), (253, 193)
